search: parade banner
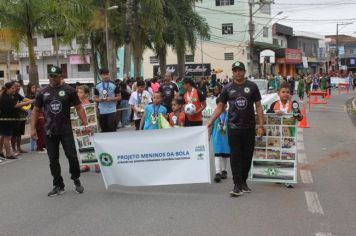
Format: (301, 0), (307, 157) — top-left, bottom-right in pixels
(93, 127), (211, 188)
(70, 104), (99, 165)
(249, 114), (298, 183)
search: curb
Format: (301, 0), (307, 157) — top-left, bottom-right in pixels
(353, 97), (356, 110)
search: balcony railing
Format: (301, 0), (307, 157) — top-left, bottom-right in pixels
(13, 49), (91, 59)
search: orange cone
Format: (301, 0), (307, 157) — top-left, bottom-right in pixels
(298, 104), (310, 128)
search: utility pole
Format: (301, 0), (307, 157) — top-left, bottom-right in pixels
(7, 50), (11, 82)
(336, 23), (339, 71)
(248, 0), (254, 77)
(55, 30), (59, 66)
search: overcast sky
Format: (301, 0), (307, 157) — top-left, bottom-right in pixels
(271, 0), (356, 36)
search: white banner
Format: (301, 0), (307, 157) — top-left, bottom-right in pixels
(93, 127), (211, 188)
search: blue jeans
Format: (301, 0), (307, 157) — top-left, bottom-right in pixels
(120, 100), (131, 127)
(27, 109), (37, 151)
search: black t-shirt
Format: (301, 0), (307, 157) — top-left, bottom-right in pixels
(159, 82), (178, 107)
(0, 93), (19, 121)
(219, 80), (261, 129)
(35, 83), (81, 135)
(13, 93), (26, 117)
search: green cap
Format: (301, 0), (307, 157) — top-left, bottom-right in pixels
(48, 66), (62, 76)
(232, 61), (246, 71)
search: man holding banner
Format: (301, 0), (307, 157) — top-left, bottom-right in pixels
(208, 61), (264, 197)
(31, 66), (90, 197)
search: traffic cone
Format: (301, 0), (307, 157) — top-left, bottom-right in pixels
(298, 105), (310, 128)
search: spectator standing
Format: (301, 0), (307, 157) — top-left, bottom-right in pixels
(94, 68), (121, 132)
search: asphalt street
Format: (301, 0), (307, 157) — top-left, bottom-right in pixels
(0, 89), (355, 236)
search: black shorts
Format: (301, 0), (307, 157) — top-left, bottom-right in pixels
(186, 120), (203, 127)
(12, 121), (26, 136)
(0, 122), (15, 136)
(214, 153), (230, 158)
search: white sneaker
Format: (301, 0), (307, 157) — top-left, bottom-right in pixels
(37, 150), (47, 154)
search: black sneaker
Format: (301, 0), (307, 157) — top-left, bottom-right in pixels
(6, 156), (18, 160)
(74, 179), (84, 194)
(221, 171), (228, 179)
(47, 186), (65, 197)
(241, 182), (252, 193)
(214, 173), (222, 183)
(230, 184), (243, 197)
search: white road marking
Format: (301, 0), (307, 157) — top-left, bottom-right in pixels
(298, 152), (307, 164)
(298, 133), (304, 142)
(315, 232), (332, 236)
(305, 191), (324, 215)
(300, 170), (313, 184)
(298, 142), (305, 151)
(344, 105), (347, 112)
(298, 127), (304, 134)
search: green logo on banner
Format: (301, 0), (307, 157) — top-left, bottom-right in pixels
(265, 168), (281, 176)
(99, 153), (113, 167)
(197, 153), (204, 160)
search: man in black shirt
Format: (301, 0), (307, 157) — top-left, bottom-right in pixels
(159, 72), (178, 113)
(31, 66), (90, 197)
(208, 61), (264, 197)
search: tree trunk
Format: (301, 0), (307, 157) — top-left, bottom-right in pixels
(123, 43), (131, 78)
(157, 45), (167, 78)
(133, 50), (142, 78)
(177, 49), (185, 78)
(26, 32), (39, 86)
(90, 32), (99, 84)
(123, 0), (133, 78)
(108, 37), (117, 80)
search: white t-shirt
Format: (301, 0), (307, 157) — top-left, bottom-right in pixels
(129, 90), (152, 120)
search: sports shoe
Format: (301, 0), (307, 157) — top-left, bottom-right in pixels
(214, 173), (222, 183)
(230, 184), (243, 197)
(221, 171), (228, 179)
(241, 182), (252, 193)
(74, 179), (84, 194)
(47, 186), (65, 197)
(6, 156), (18, 160)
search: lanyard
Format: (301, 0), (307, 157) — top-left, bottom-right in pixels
(102, 82), (109, 94)
(137, 92), (143, 104)
(187, 88), (195, 103)
(151, 105), (160, 125)
(279, 100), (290, 114)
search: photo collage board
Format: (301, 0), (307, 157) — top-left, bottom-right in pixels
(249, 114), (298, 183)
(70, 104), (99, 165)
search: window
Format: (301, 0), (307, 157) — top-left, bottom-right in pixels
(222, 23), (233, 35)
(263, 27), (268, 38)
(302, 42), (306, 52)
(185, 54), (194, 62)
(32, 38), (37, 47)
(260, 4), (271, 15)
(78, 64), (90, 72)
(76, 36), (88, 45)
(47, 64), (53, 74)
(61, 64), (68, 78)
(273, 38), (278, 46)
(216, 0), (234, 6)
(0, 71), (4, 78)
(280, 39), (284, 47)
(149, 56), (158, 64)
(224, 52), (234, 60)
(312, 44), (317, 55)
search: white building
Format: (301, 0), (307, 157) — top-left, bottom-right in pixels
(14, 34), (94, 85)
(142, 0), (274, 79)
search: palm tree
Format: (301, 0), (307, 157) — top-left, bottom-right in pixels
(0, 0), (54, 85)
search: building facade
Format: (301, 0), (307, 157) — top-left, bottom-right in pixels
(325, 34), (356, 72)
(142, 0), (274, 79)
(0, 30), (19, 85)
(15, 34), (94, 85)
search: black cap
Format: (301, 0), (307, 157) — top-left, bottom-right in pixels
(99, 68), (109, 74)
(48, 66), (62, 76)
(232, 61), (246, 71)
